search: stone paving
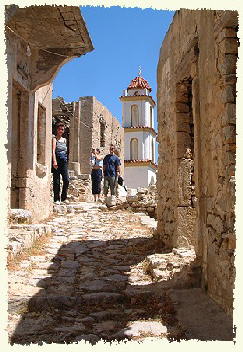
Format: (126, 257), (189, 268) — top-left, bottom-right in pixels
(8, 202), (234, 344)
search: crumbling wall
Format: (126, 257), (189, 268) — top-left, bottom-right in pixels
(6, 28), (53, 222)
(157, 10), (237, 315)
(92, 97), (124, 175)
(78, 97), (94, 174)
(122, 186), (157, 218)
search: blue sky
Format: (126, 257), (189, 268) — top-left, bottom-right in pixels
(53, 6), (174, 131)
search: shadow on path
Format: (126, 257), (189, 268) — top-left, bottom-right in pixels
(9, 235), (233, 344)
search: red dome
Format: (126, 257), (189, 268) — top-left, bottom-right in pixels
(127, 76), (152, 92)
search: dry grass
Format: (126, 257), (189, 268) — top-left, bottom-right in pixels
(7, 230), (53, 272)
(140, 259), (152, 276)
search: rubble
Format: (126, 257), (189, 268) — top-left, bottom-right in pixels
(106, 184), (157, 219)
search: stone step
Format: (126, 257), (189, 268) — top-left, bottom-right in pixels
(27, 292), (128, 312)
(77, 174), (90, 180)
(8, 224), (53, 258)
(9, 209), (33, 225)
(68, 170), (75, 177)
(143, 249), (201, 289)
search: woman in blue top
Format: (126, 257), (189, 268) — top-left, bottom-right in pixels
(52, 123), (69, 204)
(91, 148), (103, 202)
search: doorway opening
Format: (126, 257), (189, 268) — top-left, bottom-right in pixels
(11, 81), (29, 208)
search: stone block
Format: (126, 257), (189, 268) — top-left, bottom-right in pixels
(176, 131), (192, 150)
(222, 125), (236, 144)
(221, 103), (236, 126)
(105, 196), (116, 207)
(218, 54), (237, 75)
(36, 163), (47, 178)
(225, 150), (235, 166)
(176, 113), (191, 132)
(53, 204), (67, 214)
(224, 139), (236, 152)
(226, 164), (235, 177)
(60, 12), (75, 21)
(177, 158), (193, 206)
(130, 202), (139, 208)
(219, 38), (238, 54)
(175, 102), (190, 113)
(120, 321), (167, 337)
(81, 292), (124, 305)
(207, 213), (224, 234)
(217, 27), (237, 42)
(176, 91), (189, 103)
(174, 207), (196, 248)
(78, 174), (90, 180)
(68, 170), (75, 177)
(126, 195), (139, 202)
(220, 85), (235, 104)
(15, 177), (28, 188)
(137, 187), (148, 194)
(10, 209), (32, 224)
(223, 74), (237, 85)
(227, 234), (236, 250)
(69, 162), (80, 176)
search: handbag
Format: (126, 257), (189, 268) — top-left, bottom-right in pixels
(117, 176), (124, 186)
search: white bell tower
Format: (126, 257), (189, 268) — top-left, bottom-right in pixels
(120, 68), (157, 189)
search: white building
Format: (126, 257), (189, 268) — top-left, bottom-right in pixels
(120, 74), (157, 189)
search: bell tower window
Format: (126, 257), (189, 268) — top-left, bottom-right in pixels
(131, 104), (139, 127)
(130, 138), (138, 160)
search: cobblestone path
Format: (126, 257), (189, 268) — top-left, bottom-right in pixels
(8, 203), (179, 344)
(8, 202), (234, 344)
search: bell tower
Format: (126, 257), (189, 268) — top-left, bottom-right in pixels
(120, 68), (157, 188)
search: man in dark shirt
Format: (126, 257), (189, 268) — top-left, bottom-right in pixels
(103, 144), (121, 197)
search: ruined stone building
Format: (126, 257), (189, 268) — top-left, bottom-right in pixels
(52, 96), (124, 176)
(157, 10), (237, 316)
(5, 5), (93, 222)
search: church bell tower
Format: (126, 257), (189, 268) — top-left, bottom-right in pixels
(120, 68), (157, 189)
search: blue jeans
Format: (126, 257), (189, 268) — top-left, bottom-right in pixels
(53, 159), (69, 202)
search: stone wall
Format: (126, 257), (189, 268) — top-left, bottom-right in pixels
(157, 10), (237, 315)
(91, 97), (124, 172)
(6, 23), (53, 222)
(79, 96), (124, 175)
(68, 173), (93, 202)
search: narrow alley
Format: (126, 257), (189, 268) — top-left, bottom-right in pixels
(8, 202), (233, 344)
(4, 6), (237, 345)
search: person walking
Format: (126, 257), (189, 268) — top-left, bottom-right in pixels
(90, 148), (96, 167)
(103, 144), (121, 198)
(52, 123), (69, 204)
(91, 148), (103, 202)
